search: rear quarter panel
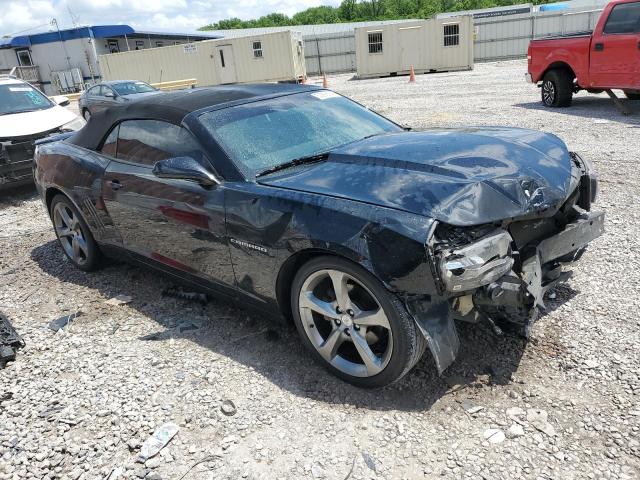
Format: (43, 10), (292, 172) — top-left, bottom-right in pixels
(528, 36), (592, 86)
(35, 140), (121, 245)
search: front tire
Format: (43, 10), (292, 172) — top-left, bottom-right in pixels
(82, 109), (91, 121)
(541, 69), (574, 107)
(291, 256), (426, 388)
(50, 194), (102, 272)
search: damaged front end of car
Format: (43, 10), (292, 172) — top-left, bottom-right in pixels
(411, 153), (604, 374)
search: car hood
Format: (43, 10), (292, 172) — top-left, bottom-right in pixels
(257, 128), (576, 226)
(0, 105), (77, 138)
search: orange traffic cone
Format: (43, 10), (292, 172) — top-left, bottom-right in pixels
(409, 65), (416, 83)
(322, 74), (328, 88)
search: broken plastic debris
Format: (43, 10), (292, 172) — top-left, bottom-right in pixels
(1, 312), (25, 367)
(138, 422), (179, 462)
(105, 294), (133, 306)
(48, 312), (81, 332)
(0, 346), (16, 366)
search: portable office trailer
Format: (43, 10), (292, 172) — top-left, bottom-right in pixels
(354, 17), (474, 78)
(99, 31), (305, 86)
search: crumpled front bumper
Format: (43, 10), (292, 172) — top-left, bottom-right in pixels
(410, 203), (604, 375)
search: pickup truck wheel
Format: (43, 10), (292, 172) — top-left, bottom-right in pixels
(291, 256), (427, 388)
(624, 90), (640, 100)
(541, 70), (573, 107)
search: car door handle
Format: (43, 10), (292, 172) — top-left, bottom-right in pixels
(594, 42), (604, 52)
(108, 179), (123, 190)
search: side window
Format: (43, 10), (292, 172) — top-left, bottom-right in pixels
(102, 87), (114, 97)
(100, 125), (119, 157)
(115, 120), (205, 167)
(604, 2), (640, 34)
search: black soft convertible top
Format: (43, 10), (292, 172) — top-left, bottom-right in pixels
(70, 83), (318, 151)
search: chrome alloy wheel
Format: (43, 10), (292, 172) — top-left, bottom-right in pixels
(53, 202), (89, 266)
(542, 80), (556, 106)
(298, 269), (393, 378)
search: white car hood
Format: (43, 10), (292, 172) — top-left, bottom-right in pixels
(0, 105), (78, 138)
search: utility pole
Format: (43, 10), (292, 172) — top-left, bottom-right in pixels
(51, 18), (72, 70)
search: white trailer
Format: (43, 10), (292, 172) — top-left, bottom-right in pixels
(354, 17), (474, 79)
(99, 31), (306, 86)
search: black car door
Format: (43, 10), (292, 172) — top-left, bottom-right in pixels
(101, 119), (236, 296)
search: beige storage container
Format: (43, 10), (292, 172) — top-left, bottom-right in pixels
(99, 31), (305, 86)
(355, 17), (474, 78)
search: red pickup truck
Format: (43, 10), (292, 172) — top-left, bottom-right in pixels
(527, 0), (640, 107)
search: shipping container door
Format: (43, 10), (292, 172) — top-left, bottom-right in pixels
(399, 26), (423, 71)
(216, 45), (237, 84)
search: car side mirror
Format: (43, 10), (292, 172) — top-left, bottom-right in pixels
(104, 92), (116, 98)
(152, 156), (219, 186)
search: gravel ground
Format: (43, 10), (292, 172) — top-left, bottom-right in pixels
(1, 59), (639, 480)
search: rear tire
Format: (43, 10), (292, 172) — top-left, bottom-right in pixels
(82, 109), (91, 121)
(50, 194), (102, 272)
(291, 256), (427, 388)
(624, 90), (640, 100)
(541, 69), (574, 107)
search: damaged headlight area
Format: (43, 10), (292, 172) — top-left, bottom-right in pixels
(437, 228), (514, 293)
(431, 196), (605, 332)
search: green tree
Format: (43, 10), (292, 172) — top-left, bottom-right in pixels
(292, 6), (341, 25)
(199, 0), (550, 31)
(338, 0), (359, 21)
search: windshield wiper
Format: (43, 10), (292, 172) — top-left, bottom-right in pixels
(256, 152), (330, 178)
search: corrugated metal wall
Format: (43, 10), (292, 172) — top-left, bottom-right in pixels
(304, 32), (356, 75)
(474, 8), (603, 61)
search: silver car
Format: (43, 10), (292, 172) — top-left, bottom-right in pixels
(78, 80), (161, 120)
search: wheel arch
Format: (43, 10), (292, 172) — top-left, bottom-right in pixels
(542, 62), (576, 82)
(275, 248), (366, 323)
(45, 186), (68, 213)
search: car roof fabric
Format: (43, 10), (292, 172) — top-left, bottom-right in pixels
(69, 83), (317, 150)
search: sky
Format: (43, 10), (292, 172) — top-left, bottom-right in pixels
(0, 0), (342, 36)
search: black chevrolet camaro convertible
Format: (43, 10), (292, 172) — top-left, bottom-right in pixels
(34, 84), (604, 387)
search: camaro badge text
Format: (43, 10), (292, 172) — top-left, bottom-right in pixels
(229, 238), (268, 254)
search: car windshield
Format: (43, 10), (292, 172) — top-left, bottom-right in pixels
(199, 91), (401, 176)
(112, 81), (157, 96)
(0, 83), (53, 115)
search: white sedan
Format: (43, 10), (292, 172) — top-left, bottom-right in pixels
(0, 76), (85, 190)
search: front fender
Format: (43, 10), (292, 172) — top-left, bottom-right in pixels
(224, 183), (459, 374)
